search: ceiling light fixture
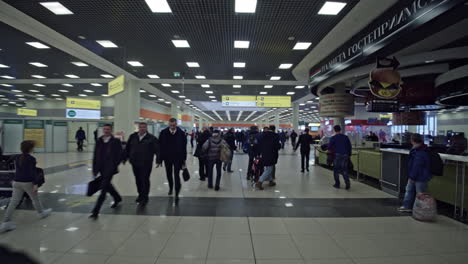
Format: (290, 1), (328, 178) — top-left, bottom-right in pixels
(140, 89), (146, 93)
(293, 42), (312, 50)
(101, 74), (114, 78)
(149, 94), (157, 98)
(233, 76), (243, 80)
(83, 90), (94, 93)
(96, 40), (118, 48)
(33, 84), (46, 87)
(90, 83), (102, 87)
(65, 74), (79, 78)
(209, 96), (216, 99)
(195, 75), (206, 79)
(295, 85), (305, 89)
(39, 2), (74, 15)
(0, 84), (12, 87)
(186, 62), (200, 68)
(127, 61), (144, 67)
(201, 84), (210, 88)
(260, 92), (267, 95)
(318, 1), (347, 15)
(234, 62), (246, 68)
(62, 84), (73, 87)
(78, 94), (87, 97)
(145, 0), (172, 13)
(233, 85), (241, 88)
(287, 92), (295, 95)
(58, 90), (69, 93)
(205, 91), (214, 94)
(235, 0), (257, 13)
(172, 40), (190, 48)
(26, 42), (50, 49)
(161, 83), (171, 87)
(279, 63), (293, 69)
(51, 94), (60, 97)
(32, 75), (46, 79)
(0, 64), (9, 68)
(171, 90), (180, 94)
(270, 76), (281, 80)
(71, 61), (88, 67)
(147, 74), (160, 79)
(264, 85), (273, 89)
(0, 75), (15, 79)
(29, 90), (40, 93)
(178, 95), (186, 98)
(234, 40), (250, 49)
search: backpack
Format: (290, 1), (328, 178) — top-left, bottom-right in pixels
(220, 141), (232, 163)
(427, 150), (444, 176)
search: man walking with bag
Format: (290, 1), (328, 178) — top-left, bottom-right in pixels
(124, 122), (159, 206)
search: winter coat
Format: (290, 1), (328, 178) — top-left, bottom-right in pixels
(124, 132), (159, 166)
(258, 131), (281, 166)
(157, 127), (187, 164)
(202, 135), (226, 161)
(408, 144), (432, 182)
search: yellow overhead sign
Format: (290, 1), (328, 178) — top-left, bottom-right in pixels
(108, 75), (125, 96)
(66, 98), (101, 110)
(222, 96), (256, 102)
(17, 108), (37, 116)
(256, 96), (291, 108)
(222, 96), (257, 107)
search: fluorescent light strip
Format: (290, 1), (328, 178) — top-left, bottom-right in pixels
(236, 111), (243, 121)
(292, 42), (312, 50)
(279, 63), (293, 69)
(226, 111), (231, 121)
(270, 76), (281, 80)
(40, 2), (74, 15)
(32, 75), (46, 79)
(101, 74), (114, 78)
(233, 76), (243, 80)
(127, 61), (144, 67)
(145, 0), (172, 13)
(71, 61), (88, 67)
(235, 0), (257, 13)
(25, 42), (50, 49)
(318, 1), (347, 15)
(96, 40), (118, 48)
(172, 40), (190, 48)
(186, 62), (200, 67)
(195, 75), (206, 79)
(244, 111), (257, 121)
(29, 62), (48, 67)
(62, 84), (73, 87)
(33, 84), (46, 87)
(234, 40), (250, 49)
(65, 74), (79, 78)
(201, 84), (210, 88)
(90, 83), (102, 87)
(161, 83), (171, 87)
(0, 64), (9, 68)
(264, 85), (273, 89)
(233, 85), (241, 88)
(147, 74), (160, 78)
(233, 62), (246, 68)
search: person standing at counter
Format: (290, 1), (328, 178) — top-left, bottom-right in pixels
(328, 125), (352, 190)
(398, 134), (432, 213)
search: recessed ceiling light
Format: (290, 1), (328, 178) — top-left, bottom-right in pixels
(90, 83), (102, 87)
(293, 42), (312, 50)
(33, 84), (46, 87)
(26, 42), (50, 49)
(140, 89), (146, 93)
(295, 86), (305, 89)
(65, 74), (79, 78)
(260, 92), (267, 95)
(195, 75), (206, 79)
(149, 94), (157, 98)
(184, 99), (191, 101)
(270, 76), (281, 80)
(318, 1), (347, 15)
(96, 40), (118, 48)
(425, 60), (435, 63)
(58, 90), (69, 93)
(0, 84), (12, 87)
(32, 75), (46, 79)
(29, 90), (40, 93)
(211, 100), (218, 102)
(233, 85), (241, 88)
(158, 98), (165, 101)
(37, 98), (45, 101)
(55, 98), (64, 100)
(233, 76), (243, 80)
(51, 94), (60, 97)
(178, 95), (186, 98)
(71, 61), (88, 67)
(83, 90), (94, 93)
(161, 83), (171, 87)
(186, 62), (200, 68)
(172, 40), (190, 48)
(201, 84), (210, 88)
(235, 0), (257, 13)
(147, 74), (160, 79)
(234, 62), (246, 68)
(0, 75), (15, 79)
(15, 94), (24, 97)
(62, 84), (73, 87)
(18, 98), (27, 101)
(127, 61), (144, 67)
(165, 101), (171, 104)
(40, 2), (74, 15)
(209, 96), (216, 99)
(279, 63), (293, 69)
(36, 94), (45, 97)
(171, 90), (180, 94)
(234, 40), (250, 49)
(78, 94), (87, 97)
(205, 91), (214, 94)
(145, 0), (172, 13)
(101, 74), (114, 78)
(0, 64), (9, 68)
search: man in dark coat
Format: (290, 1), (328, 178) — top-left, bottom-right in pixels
(195, 127), (211, 181)
(255, 126), (281, 190)
(294, 128), (313, 172)
(157, 118), (187, 202)
(90, 124), (123, 219)
(244, 126), (260, 180)
(75, 127), (86, 152)
(223, 128), (237, 172)
(290, 130), (298, 147)
(124, 122), (159, 205)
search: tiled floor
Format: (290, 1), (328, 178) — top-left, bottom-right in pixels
(1, 144), (468, 263)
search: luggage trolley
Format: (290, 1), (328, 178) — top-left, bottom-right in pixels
(0, 156), (15, 207)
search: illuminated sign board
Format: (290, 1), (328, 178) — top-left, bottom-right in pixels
(108, 75), (125, 96)
(17, 108), (37, 116)
(222, 96), (257, 107)
(66, 108), (101, 120)
(66, 98), (101, 110)
(256, 96), (291, 108)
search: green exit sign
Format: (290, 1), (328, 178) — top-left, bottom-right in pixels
(173, 72), (181, 77)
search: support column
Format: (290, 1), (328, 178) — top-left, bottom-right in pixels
(293, 102), (299, 132)
(274, 114), (280, 131)
(114, 78), (140, 141)
(171, 102), (179, 120)
(333, 117), (345, 131)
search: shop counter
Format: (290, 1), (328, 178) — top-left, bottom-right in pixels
(357, 150), (382, 180)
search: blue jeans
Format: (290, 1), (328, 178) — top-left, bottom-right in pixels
(259, 165), (274, 183)
(333, 154), (350, 186)
(402, 180), (428, 209)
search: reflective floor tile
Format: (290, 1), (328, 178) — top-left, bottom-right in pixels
(291, 234), (349, 260)
(249, 218), (289, 234)
(160, 232), (210, 259)
(137, 216), (180, 234)
(212, 217), (250, 234)
(53, 253), (110, 264)
(282, 218), (327, 235)
(206, 260), (255, 264)
(106, 255), (158, 264)
(354, 255), (446, 264)
(70, 231), (132, 255)
(256, 260), (304, 264)
(115, 232), (172, 257)
(174, 216), (214, 234)
(208, 234), (254, 259)
(252, 235), (302, 259)
(155, 258), (205, 264)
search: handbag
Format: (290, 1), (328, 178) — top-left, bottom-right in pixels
(182, 168), (190, 182)
(35, 168), (45, 187)
(86, 176), (103, 196)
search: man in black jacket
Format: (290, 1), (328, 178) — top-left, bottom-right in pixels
(157, 118), (187, 202)
(195, 127), (211, 181)
(255, 126), (281, 190)
(90, 124), (123, 220)
(223, 128), (237, 172)
(295, 128), (313, 172)
(124, 122), (159, 205)
(290, 130), (298, 147)
(245, 126), (260, 180)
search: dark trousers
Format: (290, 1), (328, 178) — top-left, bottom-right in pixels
(198, 158), (207, 179)
(131, 164), (152, 200)
(77, 140), (84, 151)
(291, 138), (297, 147)
(190, 139), (194, 148)
(301, 149), (310, 170)
(333, 154), (350, 186)
(207, 160), (222, 187)
(247, 152), (255, 176)
(164, 160), (182, 195)
(92, 171), (121, 215)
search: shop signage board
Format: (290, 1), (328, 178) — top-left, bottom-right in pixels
(256, 96), (291, 108)
(24, 120), (44, 129)
(17, 108), (37, 116)
(3, 120), (23, 124)
(66, 98), (101, 110)
(53, 121), (68, 126)
(309, 0), (464, 86)
(222, 96), (257, 107)
(66, 108), (101, 120)
(108, 75), (125, 96)
(24, 120), (45, 147)
(319, 94), (354, 117)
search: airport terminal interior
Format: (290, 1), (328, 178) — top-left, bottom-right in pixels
(1, 0), (468, 263)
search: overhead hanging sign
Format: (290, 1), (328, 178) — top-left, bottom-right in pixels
(222, 96), (257, 107)
(309, 0), (463, 86)
(24, 120), (45, 148)
(256, 96), (291, 108)
(66, 98), (101, 110)
(17, 108), (37, 116)
(66, 108), (101, 120)
(108, 75), (125, 96)
(319, 93), (354, 117)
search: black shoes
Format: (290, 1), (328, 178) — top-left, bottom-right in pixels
(168, 190), (173, 195)
(306, 168), (309, 172)
(345, 184), (351, 190)
(111, 198), (122, 208)
(301, 169), (304, 173)
(89, 213), (98, 220)
(199, 177), (206, 181)
(215, 186), (220, 191)
(208, 184), (213, 189)
(333, 184), (340, 189)
(227, 170), (234, 173)
(223, 166), (227, 171)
